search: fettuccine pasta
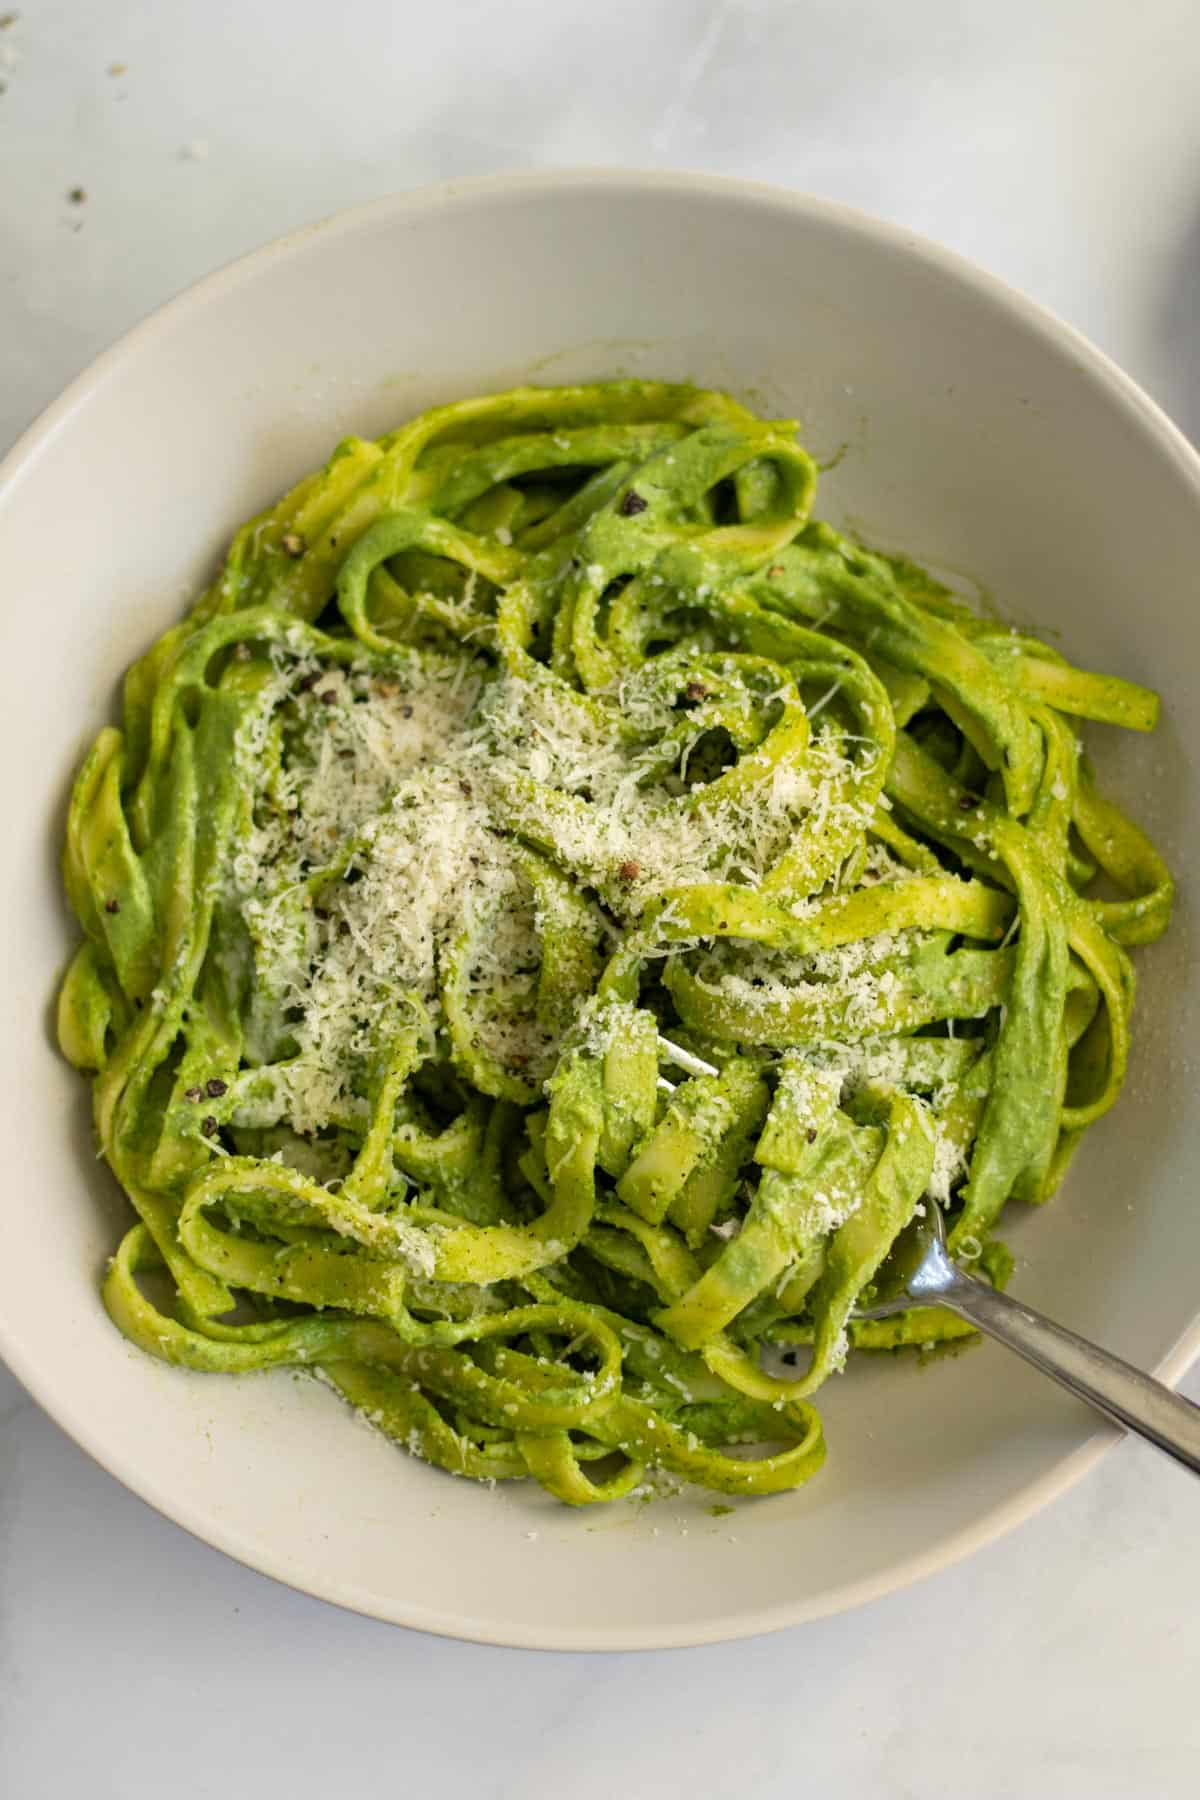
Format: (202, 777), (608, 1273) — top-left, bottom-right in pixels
(58, 382), (1173, 1504)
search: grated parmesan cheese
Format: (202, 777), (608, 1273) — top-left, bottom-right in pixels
(225, 650), (864, 1138)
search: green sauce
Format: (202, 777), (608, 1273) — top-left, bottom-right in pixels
(57, 381), (1173, 1506)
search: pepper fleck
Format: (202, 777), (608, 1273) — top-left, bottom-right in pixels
(958, 793), (979, 812)
(200, 1115), (218, 1138)
(184, 1086), (203, 1103)
(104, 897), (120, 914)
(205, 1078), (227, 1098)
(618, 490), (648, 517)
(768, 564), (785, 578)
(281, 532), (305, 557)
(296, 671), (320, 692)
(684, 681), (708, 703)
(806, 1128), (817, 1144)
(318, 688), (337, 705)
(617, 860), (640, 882)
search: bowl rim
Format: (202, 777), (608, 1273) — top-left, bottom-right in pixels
(3, 166), (1199, 1652)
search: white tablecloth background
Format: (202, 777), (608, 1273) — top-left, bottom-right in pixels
(3, 4), (1198, 1793)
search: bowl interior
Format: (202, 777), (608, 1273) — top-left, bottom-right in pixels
(2, 173), (1197, 1649)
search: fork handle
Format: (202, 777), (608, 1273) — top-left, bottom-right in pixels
(939, 1269), (1200, 1476)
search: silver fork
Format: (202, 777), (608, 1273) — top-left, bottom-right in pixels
(656, 1037), (1200, 1475)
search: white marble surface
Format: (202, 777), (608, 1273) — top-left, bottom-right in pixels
(3, 3), (1199, 1792)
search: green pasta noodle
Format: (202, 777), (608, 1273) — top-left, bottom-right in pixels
(58, 380), (1173, 1506)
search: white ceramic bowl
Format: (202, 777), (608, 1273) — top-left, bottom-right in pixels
(2, 171), (1197, 1650)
